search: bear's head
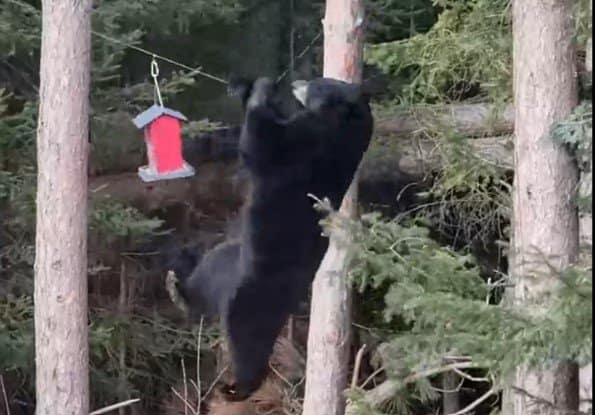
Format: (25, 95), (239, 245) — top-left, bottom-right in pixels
(228, 76), (284, 112)
(291, 78), (370, 113)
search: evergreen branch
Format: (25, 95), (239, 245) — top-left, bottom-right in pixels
(346, 361), (482, 414)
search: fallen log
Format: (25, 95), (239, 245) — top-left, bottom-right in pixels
(375, 103), (514, 138)
(362, 134), (514, 179)
(89, 134), (514, 211)
(89, 103), (514, 182)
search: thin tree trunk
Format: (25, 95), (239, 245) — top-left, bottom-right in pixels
(302, 1), (365, 415)
(118, 262), (128, 415)
(442, 370), (460, 414)
(506, 1), (580, 414)
(586, 0), (592, 73)
(34, 1), (92, 414)
(579, 2), (592, 411)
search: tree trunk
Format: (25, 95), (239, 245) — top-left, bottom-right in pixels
(506, 1), (580, 414)
(301, 1), (365, 415)
(586, 0), (592, 73)
(34, 1), (92, 414)
(442, 370), (461, 414)
(579, 2), (592, 412)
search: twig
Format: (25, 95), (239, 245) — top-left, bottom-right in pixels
(89, 398), (141, 415)
(270, 363), (292, 387)
(360, 366), (385, 389)
(181, 358), (188, 415)
(170, 387), (199, 415)
(196, 317), (204, 413)
(201, 366), (228, 401)
(452, 367), (489, 383)
(403, 361), (478, 384)
(442, 355), (472, 362)
(351, 345), (367, 389)
(0, 375), (10, 415)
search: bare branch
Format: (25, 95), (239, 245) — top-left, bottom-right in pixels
(351, 345), (367, 389)
(345, 361), (482, 414)
(446, 386), (498, 415)
(89, 399), (142, 415)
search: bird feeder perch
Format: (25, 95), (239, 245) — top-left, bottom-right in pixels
(132, 104), (195, 182)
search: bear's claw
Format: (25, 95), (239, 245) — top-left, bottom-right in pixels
(219, 382), (251, 402)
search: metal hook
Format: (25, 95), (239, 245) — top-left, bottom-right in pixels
(151, 56), (159, 78)
(150, 56), (164, 107)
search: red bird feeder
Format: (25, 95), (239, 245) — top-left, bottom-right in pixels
(132, 104), (195, 182)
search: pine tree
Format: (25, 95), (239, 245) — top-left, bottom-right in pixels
(34, 0), (92, 413)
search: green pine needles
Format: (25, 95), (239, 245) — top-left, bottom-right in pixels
(345, 213), (592, 414)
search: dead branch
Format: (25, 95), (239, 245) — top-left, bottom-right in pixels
(89, 399), (141, 415)
(345, 361), (480, 415)
(351, 345), (367, 389)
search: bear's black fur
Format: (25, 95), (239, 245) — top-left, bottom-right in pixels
(169, 76), (373, 401)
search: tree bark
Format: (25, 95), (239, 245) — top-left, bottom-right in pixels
(579, 2), (592, 411)
(506, 1), (580, 414)
(442, 370), (461, 414)
(586, 0), (592, 73)
(34, 1), (92, 414)
(301, 1), (365, 415)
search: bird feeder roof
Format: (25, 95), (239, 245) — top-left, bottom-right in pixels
(132, 104), (188, 129)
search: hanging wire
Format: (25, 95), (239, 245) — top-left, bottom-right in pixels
(276, 31), (322, 83)
(6, 0), (322, 86)
(91, 31), (229, 85)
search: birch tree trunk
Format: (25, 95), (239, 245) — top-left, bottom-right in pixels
(302, 1), (365, 414)
(506, 1), (580, 414)
(34, 1), (92, 414)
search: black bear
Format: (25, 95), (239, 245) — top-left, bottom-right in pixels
(291, 77), (374, 210)
(167, 76), (373, 401)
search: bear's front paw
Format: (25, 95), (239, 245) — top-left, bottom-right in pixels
(246, 77), (276, 110)
(165, 270), (188, 313)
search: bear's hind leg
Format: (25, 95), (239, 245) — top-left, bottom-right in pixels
(222, 279), (291, 401)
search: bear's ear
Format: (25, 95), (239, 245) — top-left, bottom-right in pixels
(228, 75), (254, 106)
